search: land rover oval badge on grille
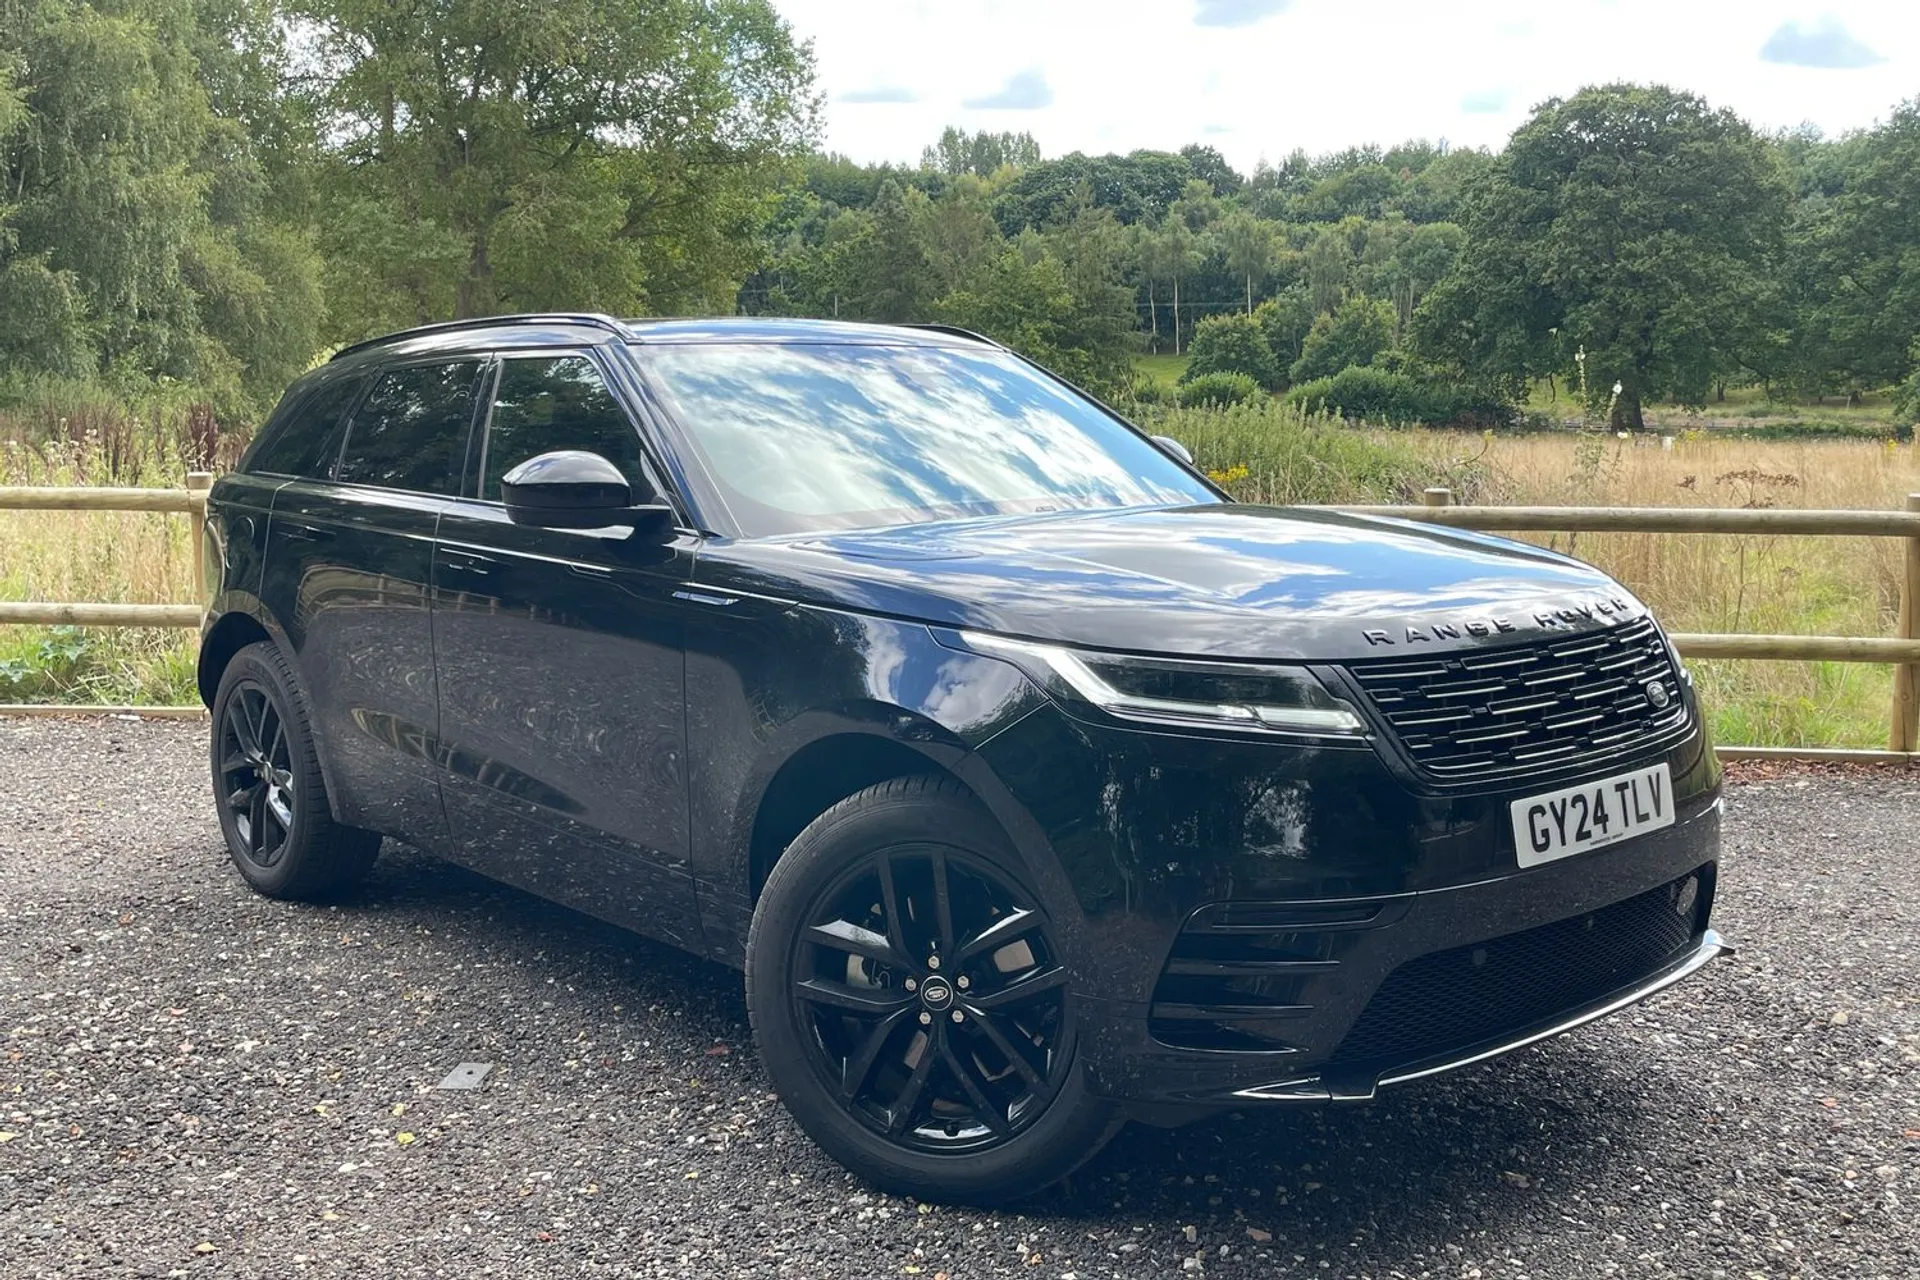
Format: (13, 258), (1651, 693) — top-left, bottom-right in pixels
(1647, 680), (1671, 709)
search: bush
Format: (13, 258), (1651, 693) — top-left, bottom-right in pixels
(1180, 313), (1279, 389)
(1289, 296), (1395, 384)
(1177, 371), (1262, 408)
(1288, 364), (1513, 426)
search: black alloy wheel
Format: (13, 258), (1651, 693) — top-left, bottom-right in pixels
(218, 681), (297, 868)
(793, 845), (1070, 1152)
(209, 641), (380, 900)
(747, 775), (1119, 1203)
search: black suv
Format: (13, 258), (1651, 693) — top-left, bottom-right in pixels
(199, 314), (1725, 1202)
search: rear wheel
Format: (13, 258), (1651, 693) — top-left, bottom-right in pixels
(210, 642), (379, 899)
(747, 775), (1118, 1203)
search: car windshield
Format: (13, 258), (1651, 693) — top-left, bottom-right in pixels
(633, 342), (1218, 537)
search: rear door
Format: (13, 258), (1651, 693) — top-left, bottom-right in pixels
(430, 350), (702, 949)
(261, 357), (484, 847)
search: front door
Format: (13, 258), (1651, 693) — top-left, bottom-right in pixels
(262, 358), (485, 848)
(430, 351), (701, 949)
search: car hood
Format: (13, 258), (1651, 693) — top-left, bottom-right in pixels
(693, 504), (1648, 661)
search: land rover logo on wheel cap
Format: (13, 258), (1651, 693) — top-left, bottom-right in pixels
(1647, 680), (1671, 709)
(919, 976), (953, 1010)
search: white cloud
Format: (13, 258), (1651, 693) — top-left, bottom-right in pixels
(775, 0), (1919, 170)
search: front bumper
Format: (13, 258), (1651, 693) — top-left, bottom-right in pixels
(974, 695), (1725, 1109)
(1233, 926), (1728, 1103)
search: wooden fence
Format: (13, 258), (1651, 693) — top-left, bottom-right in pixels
(2, 476), (1918, 762)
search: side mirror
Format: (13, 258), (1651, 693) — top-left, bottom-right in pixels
(1152, 435), (1194, 466)
(500, 450), (671, 532)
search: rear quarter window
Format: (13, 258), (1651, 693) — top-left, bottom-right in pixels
(244, 376), (367, 479)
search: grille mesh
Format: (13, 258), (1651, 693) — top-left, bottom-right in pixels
(1344, 617), (1688, 784)
(1328, 869), (1708, 1068)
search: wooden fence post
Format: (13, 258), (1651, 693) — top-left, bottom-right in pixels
(1421, 487), (1453, 507)
(186, 472), (213, 598)
(1893, 493), (1920, 753)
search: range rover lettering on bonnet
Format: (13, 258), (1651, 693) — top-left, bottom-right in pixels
(1362, 595), (1639, 646)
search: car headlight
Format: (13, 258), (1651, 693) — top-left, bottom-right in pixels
(961, 632), (1365, 736)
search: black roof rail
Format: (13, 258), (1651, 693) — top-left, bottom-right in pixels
(328, 313), (632, 363)
(901, 323), (1002, 348)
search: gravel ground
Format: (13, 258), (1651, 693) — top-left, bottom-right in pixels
(2, 718), (1917, 1280)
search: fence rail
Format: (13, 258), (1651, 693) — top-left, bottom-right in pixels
(2, 477), (1918, 763)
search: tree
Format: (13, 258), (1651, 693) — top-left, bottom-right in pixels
(1787, 100), (1920, 396)
(1218, 213), (1275, 313)
(1181, 313), (1278, 388)
(0, 0), (323, 412)
(1291, 296), (1395, 384)
(297, 0), (816, 331)
(1254, 285), (1315, 384)
(1303, 224), (1353, 314)
(921, 127), (1040, 177)
(1150, 217), (1198, 354)
(1415, 84), (1790, 428)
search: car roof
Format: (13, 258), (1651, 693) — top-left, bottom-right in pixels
(326, 314), (995, 367)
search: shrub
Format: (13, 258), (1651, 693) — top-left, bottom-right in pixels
(1289, 296), (1396, 384)
(1177, 371), (1262, 408)
(1288, 364), (1514, 426)
(1180, 313), (1279, 389)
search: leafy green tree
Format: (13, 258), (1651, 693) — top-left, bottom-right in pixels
(297, 0), (816, 331)
(1303, 224), (1353, 314)
(1415, 84), (1789, 428)
(1291, 296), (1395, 383)
(1150, 216), (1199, 354)
(1180, 313), (1278, 388)
(921, 127), (1040, 177)
(1254, 285), (1315, 383)
(1788, 100), (1920, 396)
(1218, 213), (1275, 313)
(993, 150), (1192, 233)
(1178, 144), (1242, 197)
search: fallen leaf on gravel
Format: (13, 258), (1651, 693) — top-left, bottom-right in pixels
(193, 1242), (216, 1255)
(1904, 1129), (1920, 1139)
(321, 1211), (341, 1222)
(1181, 1225), (1197, 1243)
(0, 1133), (14, 1143)
(535, 1231), (554, 1243)
(685, 1170), (699, 1180)
(705, 1043), (731, 1056)
(396, 1132), (416, 1146)
(1501, 1171), (1532, 1189)
(391, 1103), (406, 1116)
(1247, 1228), (1272, 1242)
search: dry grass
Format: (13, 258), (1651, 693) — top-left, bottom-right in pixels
(1398, 430), (1920, 749)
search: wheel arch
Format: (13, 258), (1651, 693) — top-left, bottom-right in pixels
(197, 608), (274, 707)
(747, 731), (981, 902)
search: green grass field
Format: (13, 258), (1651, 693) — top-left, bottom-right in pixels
(1134, 353), (1189, 390)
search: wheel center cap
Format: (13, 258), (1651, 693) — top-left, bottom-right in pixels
(919, 976), (953, 1010)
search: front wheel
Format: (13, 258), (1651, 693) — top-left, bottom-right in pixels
(746, 775), (1119, 1203)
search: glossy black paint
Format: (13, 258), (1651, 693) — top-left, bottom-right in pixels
(201, 315), (1723, 1115)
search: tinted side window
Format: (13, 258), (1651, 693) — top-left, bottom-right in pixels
(480, 356), (643, 500)
(246, 376), (365, 479)
(337, 360), (483, 494)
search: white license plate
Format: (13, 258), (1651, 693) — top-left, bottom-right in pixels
(1510, 763), (1674, 868)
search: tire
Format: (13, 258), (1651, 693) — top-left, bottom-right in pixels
(209, 641), (380, 900)
(746, 774), (1120, 1203)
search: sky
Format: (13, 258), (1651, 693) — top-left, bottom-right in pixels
(772, 1), (1919, 169)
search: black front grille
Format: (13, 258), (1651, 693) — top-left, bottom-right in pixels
(1328, 868), (1711, 1069)
(1345, 616), (1689, 784)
